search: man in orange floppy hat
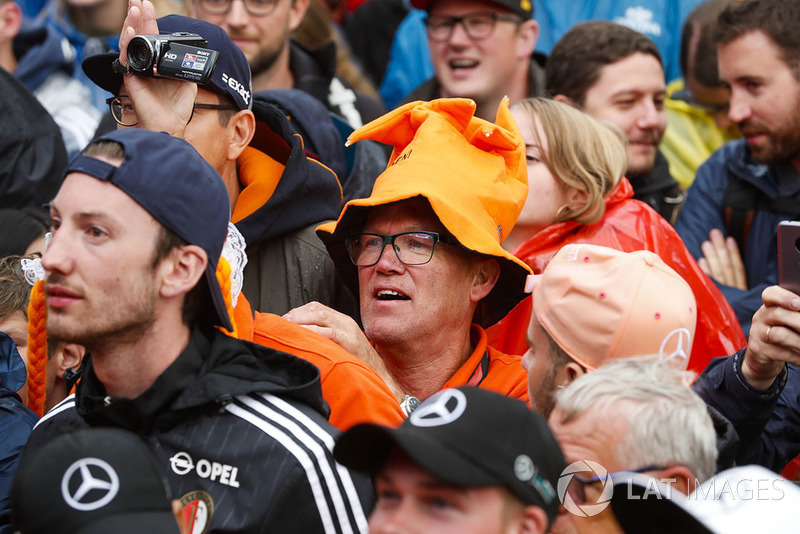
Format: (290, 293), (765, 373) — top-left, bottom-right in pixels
(285, 97), (533, 412)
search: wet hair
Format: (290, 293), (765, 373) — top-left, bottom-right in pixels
(511, 97), (627, 224)
(546, 21), (663, 107)
(680, 0), (736, 86)
(714, 0), (800, 79)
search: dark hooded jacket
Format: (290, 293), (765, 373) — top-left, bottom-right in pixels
(289, 41), (385, 129)
(0, 333), (37, 534)
(694, 351), (800, 474)
(13, 18), (101, 158)
(0, 68), (66, 210)
(236, 98), (359, 318)
(25, 325), (373, 533)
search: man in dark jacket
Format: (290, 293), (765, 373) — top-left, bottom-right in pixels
(547, 20), (684, 224)
(675, 0), (800, 335)
(26, 128), (372, 533)
(83, 7), (357, 317)
(404, 0), (544, 121)
(694, 283), (800, 474)
(187, 0), (383, 128)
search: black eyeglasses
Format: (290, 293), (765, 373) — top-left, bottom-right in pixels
(424, 11), (523, 42)
(194, 0), (279, 16)
(566, 464), (667, 505)
(345, 231), (460, 267)
(106, 96), (237, 127)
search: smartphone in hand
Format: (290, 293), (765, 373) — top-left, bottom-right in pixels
(778, 220), (800, 295)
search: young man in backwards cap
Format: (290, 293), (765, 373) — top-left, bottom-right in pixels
(24, 128), (372, 533)
(334, 386), (566, 533)
(285, 97), (533, 409)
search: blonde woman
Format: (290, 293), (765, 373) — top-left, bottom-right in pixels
(491, 97), (745, 375)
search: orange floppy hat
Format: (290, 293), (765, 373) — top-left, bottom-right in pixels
(530, 244), (697, 370)
(317, 98), (532, 327)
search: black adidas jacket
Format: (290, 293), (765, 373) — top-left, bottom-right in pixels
(24, 325), (373, 533)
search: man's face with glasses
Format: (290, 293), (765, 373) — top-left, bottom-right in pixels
(355, 198), (494, 349)
(109, 87), (236, 175)
(426, 0), (537, 113)
(189, 0), (307, 79)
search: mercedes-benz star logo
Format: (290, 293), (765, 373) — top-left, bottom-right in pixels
(659, 328), (691, 367)
(409, 389), (467, 427)
(61, 458), (120, 511)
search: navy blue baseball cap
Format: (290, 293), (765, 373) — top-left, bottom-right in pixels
(83, 15), (253, 111)
(63, 128), (233, 331)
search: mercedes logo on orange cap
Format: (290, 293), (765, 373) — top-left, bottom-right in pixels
(409, 389), (467, 427)
(659, 328), (691, 368)
(61, 458), (120, 511)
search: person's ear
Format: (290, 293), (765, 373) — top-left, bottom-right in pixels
(566, 187), (590, 214)
(57, 343), (85, 377)
(516, 19), (539, 59)
(470, 258), (501, 302)
(552, 94), (578, 108)
(226, 110), (256, 161)
(562, 360), (586, 386)
(658, 465), (697, 495)
(159, 245), (207, 299)
(517, 504), (548, 534)
(0, 1), (23, 42)
(287, 0), (310, 32)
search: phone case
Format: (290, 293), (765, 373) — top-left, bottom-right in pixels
(778, 220), (800, 295)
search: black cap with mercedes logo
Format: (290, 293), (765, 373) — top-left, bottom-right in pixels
(334, 386), (566, 524)
(10, 428), (180, 534)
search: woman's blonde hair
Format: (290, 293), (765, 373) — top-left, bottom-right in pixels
(512, 97), (628, 225)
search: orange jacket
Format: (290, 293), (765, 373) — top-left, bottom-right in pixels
(488, 178), (746, 376)
(234, 296), (404, 430)
(444, 325), (529, 404)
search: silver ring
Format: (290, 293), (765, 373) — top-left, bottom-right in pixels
(766, 326), (772, 343)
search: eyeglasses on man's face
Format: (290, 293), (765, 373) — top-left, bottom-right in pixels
(565, 464), (667, 506)
(345, 231), (460, 267)
(424, 11), (523, 42)
(106, 96), (237, 127)
(194, 0), (279, 16)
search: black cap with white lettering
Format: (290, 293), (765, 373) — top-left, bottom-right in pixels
(10, 428), (180, 534)
(334, 386), (566, 525)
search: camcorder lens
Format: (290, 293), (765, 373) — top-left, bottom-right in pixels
(127, 37), (155, 72)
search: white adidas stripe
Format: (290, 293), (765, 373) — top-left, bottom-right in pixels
(33, 393), (76, 429)
(261, 394), (369, 532)
(226, 400), (345, 534)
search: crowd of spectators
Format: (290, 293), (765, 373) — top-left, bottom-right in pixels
(2, 0), (800, 532)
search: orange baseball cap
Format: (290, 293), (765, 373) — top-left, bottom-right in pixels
(317, 98), (532, 327)
(531, 244), (697, 370)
